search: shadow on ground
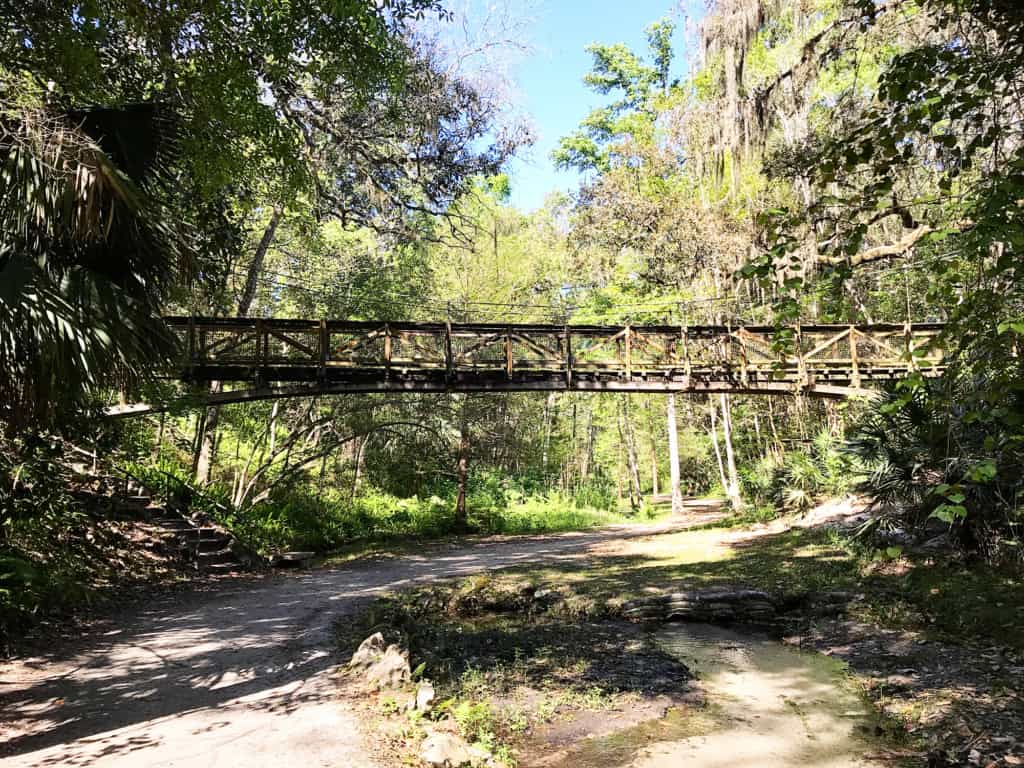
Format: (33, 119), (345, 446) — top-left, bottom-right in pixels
(0, 515), (700, 765)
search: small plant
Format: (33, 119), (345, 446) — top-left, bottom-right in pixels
(452, 700), (498, 748)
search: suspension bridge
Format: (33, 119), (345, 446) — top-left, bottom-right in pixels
(108, 317), (946, 416)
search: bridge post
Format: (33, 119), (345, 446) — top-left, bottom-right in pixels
(794, 324), (807, 389)
(904, 321), (917, 371)
(319, 319), (328, 380)
(737, 329), (749, 387)
(564, 325), (573, 388)
(625, 323), (632, 381)
(255, 318), (265, 388)
(506, 325), (513, 379)
(849, 325), (861, 388)
(445, 321), (454, 386)
(187, 316), (196, 375)
(681, 325), (691, 380)
(384, 323), (392, 378)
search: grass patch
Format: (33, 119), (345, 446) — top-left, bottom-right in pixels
(220, 486), (661, 557)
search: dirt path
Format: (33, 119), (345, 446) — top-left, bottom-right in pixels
(0, 515), (706, 768)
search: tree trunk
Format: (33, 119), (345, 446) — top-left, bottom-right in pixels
(708, 402), (729, 498)
(267, 401), (279, 459)
(541, 392), (556, 479)
(666, 392), (684, 515)
(455, 423), (470, 531)
(351, 435), (366, 502)
(718, 394), (742, 511)
(581, 408), (594, 480)
(621, 396), (642, 512)
(194, 206), (282, 486)
(767, 396), (783, 457)
(238, 205), (283, 317)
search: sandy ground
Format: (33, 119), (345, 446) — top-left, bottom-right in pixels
(642, 623), (873, 768)
(0, 516), (702, 768)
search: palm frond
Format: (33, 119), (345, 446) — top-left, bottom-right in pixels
(0, 102), (189, 431)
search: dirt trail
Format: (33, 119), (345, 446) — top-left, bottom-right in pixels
(0, 515), (704, 768)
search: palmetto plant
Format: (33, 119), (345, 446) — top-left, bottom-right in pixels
(848, 389), (950, 522)
(0, 103), (187, 431)
(849, 375), (1024, 556)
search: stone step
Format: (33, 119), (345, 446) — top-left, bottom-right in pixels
(202, 562), (241, 575)
(197, 549), (237, 567)
(270, 551), (316, 568)
(113, 498), (155, 514)
(175, 526), (225, 539)
(152, 518), (195, 532)
(197, 536), (232, 553)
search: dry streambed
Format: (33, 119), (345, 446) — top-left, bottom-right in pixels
(336, 576), (882, 767)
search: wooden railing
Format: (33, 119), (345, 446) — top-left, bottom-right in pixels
(162, 317), (945, 397)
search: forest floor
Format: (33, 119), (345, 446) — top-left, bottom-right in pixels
(0, 512), (694, 767)
(1, 501), (1021, 767)
(339, 499), (1024, 768)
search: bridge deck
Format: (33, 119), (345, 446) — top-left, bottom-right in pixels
(163, 317), (945, 399)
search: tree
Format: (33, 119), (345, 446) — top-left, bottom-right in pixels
(0, 103), (185, 431)
(666, 393), (684, 514)
(552, 18), (676, 173)
(736, 0), (1024, 547)
(2, 0), (451, 210)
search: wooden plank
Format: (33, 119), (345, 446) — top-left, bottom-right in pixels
(266, 329), (317, 358)
(802, 328), (852, 360)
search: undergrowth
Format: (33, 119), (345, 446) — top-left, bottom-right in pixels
(128, 458), (656, 556)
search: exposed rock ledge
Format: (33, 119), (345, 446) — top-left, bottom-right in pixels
(622, 587), (776, 623)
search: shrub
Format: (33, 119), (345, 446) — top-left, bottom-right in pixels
(739, 429), (858, 517)
(849, 378), (1024, 559)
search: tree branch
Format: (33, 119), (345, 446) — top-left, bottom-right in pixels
(818, 224), (936, 267)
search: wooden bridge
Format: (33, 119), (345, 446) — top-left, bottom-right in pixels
(109, 317), (946, 414)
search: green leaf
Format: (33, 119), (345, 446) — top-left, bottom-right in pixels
(968, 461), (997, 482)
(931, 504), (967, 523)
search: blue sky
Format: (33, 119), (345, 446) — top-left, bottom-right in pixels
(505, 1), (693, 210)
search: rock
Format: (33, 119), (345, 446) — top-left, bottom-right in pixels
(349, 632), (386, 669)
(803, 590), (859, 617)
(421, 732), (472, 767)
(622, 587), (775, 624)
(920, 533), (952, 551)
(349, 633), (411, 689)
(467, 742), (492, 766)
(416, 681), (436, 712)
(365, 644), (411, 689)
